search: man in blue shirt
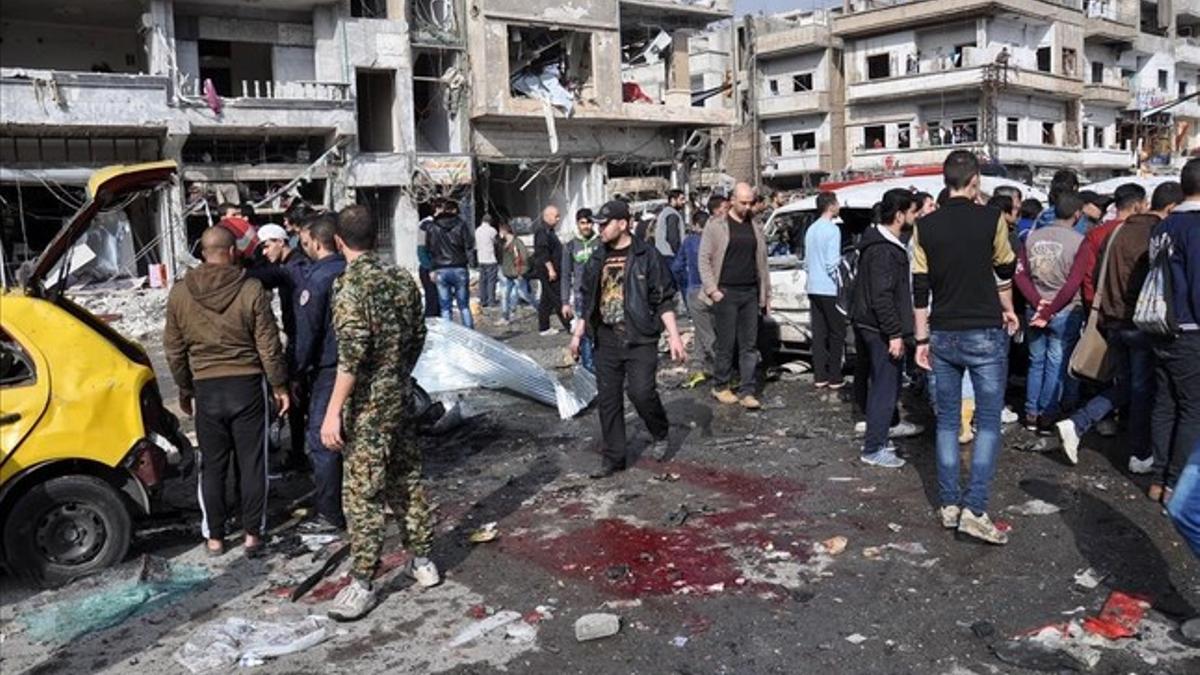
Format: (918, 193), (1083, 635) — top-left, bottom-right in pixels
(674, 206), (717, 387)
(804, 192), (845, 388)
(295, 213), (348, 532)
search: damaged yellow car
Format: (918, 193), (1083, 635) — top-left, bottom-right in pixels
(1, 161), (186, 585)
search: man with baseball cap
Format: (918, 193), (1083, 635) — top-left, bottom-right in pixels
(570, 200), (686, 478)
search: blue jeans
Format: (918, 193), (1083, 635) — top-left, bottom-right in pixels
(435, 267), (474, 328)
(572, 299), (595, 373)
(1025, 308), (1083, 418)
(501, 276), (537, 321)
(1069, 328), (1156, 455)
(932, 328), (1009, 514)
(1167, 439), (1200, 557)
(306, 368), (345, 528)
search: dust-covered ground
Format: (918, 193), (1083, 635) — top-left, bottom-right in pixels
(2, 295), (1199, 675)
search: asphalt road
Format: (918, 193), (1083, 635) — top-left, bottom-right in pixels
(3, 306), (1198, 674)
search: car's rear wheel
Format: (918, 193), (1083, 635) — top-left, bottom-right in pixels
(4, 475), (132, 586)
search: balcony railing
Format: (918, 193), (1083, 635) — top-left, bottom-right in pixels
(844, 0), (1081, 12)
(181, 79), (351, 101)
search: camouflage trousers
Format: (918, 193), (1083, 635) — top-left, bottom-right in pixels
(343, 417), (432, 580)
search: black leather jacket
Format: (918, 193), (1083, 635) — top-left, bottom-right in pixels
(580, 236), (678, 345)
(422, 214), (474, 269)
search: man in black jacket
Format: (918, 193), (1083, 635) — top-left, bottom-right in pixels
(421, 199), (475, 328)
(532, 204), (571, 335)
(570, 200), (686, 478)
(852, 189), (918, 470)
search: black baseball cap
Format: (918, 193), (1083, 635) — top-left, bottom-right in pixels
(1078, 190), (1112, 211)
(593, 200), (631, 224)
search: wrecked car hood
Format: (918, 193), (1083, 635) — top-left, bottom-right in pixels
(24, 160), (177, 293)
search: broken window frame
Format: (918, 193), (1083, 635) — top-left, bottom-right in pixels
(508, 26), (594, 111)
(412, 49), (462, 154)
(792, 73), (813, 92)
(1042, 121), (1057, 146)
(1006, 117), (1020, 143)
(863, 125), (886, 149)
(768, 135), (783, 157)
(897, 123), (911, 149)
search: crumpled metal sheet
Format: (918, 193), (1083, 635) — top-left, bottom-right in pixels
(412, 318), (595, 419)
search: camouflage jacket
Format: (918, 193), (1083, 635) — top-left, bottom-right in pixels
(333, 253), (427, 407)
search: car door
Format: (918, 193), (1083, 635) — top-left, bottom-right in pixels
(0, 324), (50, 465)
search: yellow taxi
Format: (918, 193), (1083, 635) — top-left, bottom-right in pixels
(1, 161), (185, 585)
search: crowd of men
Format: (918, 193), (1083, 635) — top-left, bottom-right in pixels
(162, 150), (1200, 625)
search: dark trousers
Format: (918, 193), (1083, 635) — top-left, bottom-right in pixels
(537, 274), (570, 331)
(1151, 332), (1200, 488)
(595, 325), (669, 468)
(286, 378), (310, 466)
(857, 328), (903, 454)
(195, 374), (269, 539)
(713, 285), (760, 395)
(419, 266), (440, 318)
(810, 294), (846, 384)
(854, 330), (900, 426)
(306, 367), (345, 528)
(479, 263), (499, 307)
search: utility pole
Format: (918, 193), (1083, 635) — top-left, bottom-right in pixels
(980, 61), (1008, 164)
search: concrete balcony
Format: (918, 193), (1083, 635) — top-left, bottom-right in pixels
(1083, 0), (1139, 41)
(849, 143), (980, 171)
(1176, 99), (1200, 120)
(472, 95), (735, 127)
(621, 0), (733, 19)
(1079, 147), (1132, 169)
(847, 65), (1081, 103)
(0, 69), (172, 133)
(995, 142), (1082, 166)
(834, 0), (1084, 38)
(1082, 82), (1132, 106)
(755, 24), (839, 57)
(1178, 40), (1200, 68)
(762, 149), (835, 177)
(177, 80), (357, 135)
(757, 91), (833, 119)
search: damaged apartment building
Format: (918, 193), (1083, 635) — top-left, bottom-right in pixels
(466, 0), (735, 226)
(0, 0), (471, 280)
(732, 0), (1200, 189)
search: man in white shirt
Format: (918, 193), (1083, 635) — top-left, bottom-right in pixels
(475, 215), (499, 307)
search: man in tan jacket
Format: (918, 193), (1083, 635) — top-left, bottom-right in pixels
(699, 182), (771, 410)
(164, 226), (289, 557)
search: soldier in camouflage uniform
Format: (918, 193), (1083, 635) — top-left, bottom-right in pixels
(319, 204), (438, 622)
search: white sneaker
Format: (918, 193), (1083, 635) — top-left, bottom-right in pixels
(939, 505), (962, 529)
(1128, 454), (1154, 475)
(539, 328), (560, 337)
(889, 421), (924, 439)
(957, 509), (1009, 545)
(1056, 419), (1080, 465)
(328, 578), (377, 622)
(409, 557), (441, 588)
(1001, 407), (1019, 425)
(1096, 418), (1119, 437)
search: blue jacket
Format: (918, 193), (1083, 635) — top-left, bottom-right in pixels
(1035, 206), (1089, 235)
(1154, 202), (1200, 332)
(246, 249), (309, 371)
(295, 253), (347, 373)
(804, 217), (840, 296)
(672, 232), (703, 295)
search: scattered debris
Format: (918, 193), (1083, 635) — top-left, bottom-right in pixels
(1081, 591), (1150, 639)
(666, 504), (691, 527)
(857, 486), (877, 494)
(671, 635), (689, 648)
(175, 616), (332, 672)
(575, 613), (621, 642)
(447, 610), (522, 648)
(887, 522), (903, 533)
(20, 555), (210, 645)
(469, 522), (499, 544)
(413, 318), (596, 419)
(1073, 567), (1106, 590)
(971, 621), (997, 640)
(1007, 499), (1062, 516)
(505, 622), (537, 644)
(298, 533), (340, 552)
(651, 473), (681, 483)
(827, 477), (858, 483)
(845, 633), (869, 645)
(818, 536), (849, 556)
(603, 599), (643, 610)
